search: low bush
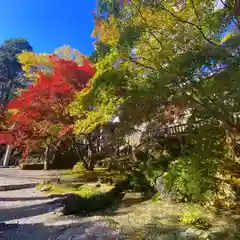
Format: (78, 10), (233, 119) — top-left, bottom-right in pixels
(163, 124), (226, 202)
(180, 206), (212, 230)
(212, 181), (237, 209)
(40, 180), (128, 214)
(62, 190), (119, 214)
(129, 169), (151, 192)
(129, 151), (173, 192)
(164, 156), (217, 202)
(71, 161), (85, 174)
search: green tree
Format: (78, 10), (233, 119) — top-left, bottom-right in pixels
(72, 0), (230, 134)
(0, 38), (33, 110)
(69, 0), (240, 199)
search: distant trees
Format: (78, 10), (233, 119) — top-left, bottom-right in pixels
(0, 38), (32, 114)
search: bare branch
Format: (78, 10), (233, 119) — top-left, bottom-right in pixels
(219, 0), (231, 10)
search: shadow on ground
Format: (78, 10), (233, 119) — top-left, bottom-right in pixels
(0, 196), (126, 239)
(0, 220), (126, 240)
(0, 200), (62, 222)
(0, 183), (37, 191)
(0, 194), (67, 202)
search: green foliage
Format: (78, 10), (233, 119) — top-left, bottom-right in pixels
(129, 151), (173, 191)
(129, 169), (150, 191)
(47, 182), (114, 197)
(83, 0), (237, 142)
(71, 161), (85, 174)
(164, 123), (226, 202)
(165, 156), (216, 202)
(65, 161), (128, 185)
(141, 153), (171, 186)
(38, 182), (121, 214)
(0, 38), (32, 102)
(97, 0), (122, 17)
(88, 42), (111, 63)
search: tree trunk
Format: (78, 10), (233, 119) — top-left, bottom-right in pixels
(86, 134), (96, 171)
(87, 159), (95, 171)
(231, 129), (237, 162)
(2, 145), (12, 167)
(44, 147), (49, 170)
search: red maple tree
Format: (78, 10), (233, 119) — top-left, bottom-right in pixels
(0, 55), (95, 158)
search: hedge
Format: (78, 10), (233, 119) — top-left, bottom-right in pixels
(41, 179), (129, 215)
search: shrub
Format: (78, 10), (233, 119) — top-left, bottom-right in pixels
(41, 180), (128, 214)
(71, 161), (85, 173)
(164, 156), (216, 202)
(180, 206), (212, 230)
(62, 190), (118, 214)
(164, 124), (226, 202)
(129, 168), (150, 191)
(129, 151), (173, 191)
(142, 153), (172, 186)
(212, 181), (237, 209)
(62, 180), (128, 214)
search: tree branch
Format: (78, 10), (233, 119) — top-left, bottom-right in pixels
(163, 7), (219, 46)
(142, 0), (220, 47)
(189, 0), (201, 27)
(136, 0), (164, 49)
(129, 56), (156, 71)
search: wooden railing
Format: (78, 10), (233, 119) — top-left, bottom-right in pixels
(147, 113), (240, 138)
(147, 124), (188, 138)
(147, 121), (207, 138)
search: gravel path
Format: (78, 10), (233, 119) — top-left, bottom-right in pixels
(0, 186), (126, 239)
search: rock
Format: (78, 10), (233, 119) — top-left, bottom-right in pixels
(40, 186), (51, 192)
(154, 176), (178, 201)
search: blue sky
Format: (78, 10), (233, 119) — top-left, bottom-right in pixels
(0, 0), (96, 56)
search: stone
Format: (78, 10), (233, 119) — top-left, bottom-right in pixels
(40, 186), (51, 192)
(154, 176), (178, 201)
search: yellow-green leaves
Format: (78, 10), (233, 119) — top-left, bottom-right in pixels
(92, 16), (120, 46)
(73, 96), (125, 134)
(17, 51), (51, 82)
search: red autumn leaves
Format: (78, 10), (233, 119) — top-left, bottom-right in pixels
(0, 55), (95, 157)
